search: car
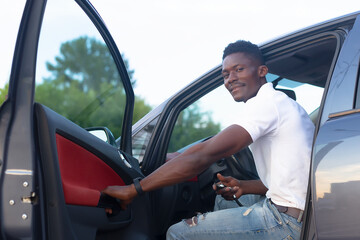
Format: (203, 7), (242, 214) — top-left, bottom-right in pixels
(1, 0), (360, 239)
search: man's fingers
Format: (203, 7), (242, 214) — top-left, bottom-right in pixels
(217, 173), (232, 183)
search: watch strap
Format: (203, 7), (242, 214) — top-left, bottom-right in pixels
(133, 177), (144, 196)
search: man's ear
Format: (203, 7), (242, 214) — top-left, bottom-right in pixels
(258, 65), (268, 77)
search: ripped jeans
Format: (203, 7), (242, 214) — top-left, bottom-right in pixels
(166, 195), (302, 240)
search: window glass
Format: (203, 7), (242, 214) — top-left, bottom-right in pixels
(35, 0), (126, 138)
(168, 85), (237, 153)
(0, 1), (26, 105)
(132, 116), (159, 163)
(320, 24), (360, 124)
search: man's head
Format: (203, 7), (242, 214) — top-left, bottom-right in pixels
(222, 40), (268, 102)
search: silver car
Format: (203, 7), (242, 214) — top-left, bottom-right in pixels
(1, 0), (360, 239)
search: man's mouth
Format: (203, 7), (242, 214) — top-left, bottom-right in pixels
(230, 83), (245, 93)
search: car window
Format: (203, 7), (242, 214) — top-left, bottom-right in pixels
(34, 0), (126, 139)
(132, 116), (160, 163)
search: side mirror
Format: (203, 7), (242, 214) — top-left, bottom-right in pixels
(86, 127), (116, 147)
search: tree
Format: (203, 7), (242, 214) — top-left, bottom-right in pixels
(35, 36), (149, 138)
(0, 83), (9, 104)
(168, 104), (221, 152)
(45, 36), (135, 91)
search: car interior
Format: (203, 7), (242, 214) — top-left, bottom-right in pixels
(265, 34), (340, 123)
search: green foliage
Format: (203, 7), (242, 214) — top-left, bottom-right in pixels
(1, 35), (220, 148)
(0, 83), (9, 105)
(45, 36), (135, 90)
(168, 104), (221, 152)
(133, 96), (152, 124)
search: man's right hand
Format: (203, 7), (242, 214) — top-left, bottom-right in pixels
(213, 173), (243, 200)
(102, 184), (138, 211)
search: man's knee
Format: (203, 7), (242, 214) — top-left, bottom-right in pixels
(166, 221), (184, 240)
(167, 214), (207, 239)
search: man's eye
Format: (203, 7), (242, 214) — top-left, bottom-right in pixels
(236, 68), (244, 72)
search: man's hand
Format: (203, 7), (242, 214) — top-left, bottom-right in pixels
(213, 173), (243, 200)
(213, 173), (268, 202)
(102, 184), (138, 213)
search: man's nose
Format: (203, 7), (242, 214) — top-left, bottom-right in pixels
(226, 71), (237, 84)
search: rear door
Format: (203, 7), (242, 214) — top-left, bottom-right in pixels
(0, 0), (152, 239)
(306, 15), (360, 239)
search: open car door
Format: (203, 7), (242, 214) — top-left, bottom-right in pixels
(0, 0), (152, 239)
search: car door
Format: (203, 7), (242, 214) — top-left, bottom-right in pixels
(302, 15), (360, 239)
(0, 0), (152, 239)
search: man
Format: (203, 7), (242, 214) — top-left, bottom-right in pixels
(103, 40), (314, 239)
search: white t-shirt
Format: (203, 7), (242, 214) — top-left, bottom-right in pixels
(236, 82), (314, 210)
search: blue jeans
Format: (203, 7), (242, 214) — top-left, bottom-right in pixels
(166, 196), (302, 240)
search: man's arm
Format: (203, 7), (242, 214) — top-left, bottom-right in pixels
(103, 124), (253, 205)
(140, 124), (252, 191)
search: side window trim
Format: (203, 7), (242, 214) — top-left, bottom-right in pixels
(75, 0), (134, 154)
(354, 57), (360, 108)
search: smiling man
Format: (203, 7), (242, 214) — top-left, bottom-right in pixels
(103, 40), (315, 240)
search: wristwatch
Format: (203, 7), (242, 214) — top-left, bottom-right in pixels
(133, 177), (144, 196)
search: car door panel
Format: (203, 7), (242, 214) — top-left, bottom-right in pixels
(34, 103), (143, 239)
(0, 0), (150, 237)
(313, 113), (360, 239)
(56, 133), (125, 206)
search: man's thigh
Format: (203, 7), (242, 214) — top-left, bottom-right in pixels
(214, 194), (265, 211)
(166, 198), (301, 240)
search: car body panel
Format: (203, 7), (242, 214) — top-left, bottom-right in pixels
(0, 0), (46, 238)
(311, 15), (360, 239)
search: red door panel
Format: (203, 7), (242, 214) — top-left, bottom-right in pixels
(56, 134), (125, 206)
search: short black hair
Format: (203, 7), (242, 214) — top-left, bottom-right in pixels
(222, 40), (265, 64)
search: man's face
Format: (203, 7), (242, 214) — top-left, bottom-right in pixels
(222, 52), (266, 102)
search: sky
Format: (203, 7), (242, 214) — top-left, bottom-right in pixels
(1, 0), (360, 107)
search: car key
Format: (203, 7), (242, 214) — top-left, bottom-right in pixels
(215, 182), (226, 190)
(215, 182), (243, 207)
